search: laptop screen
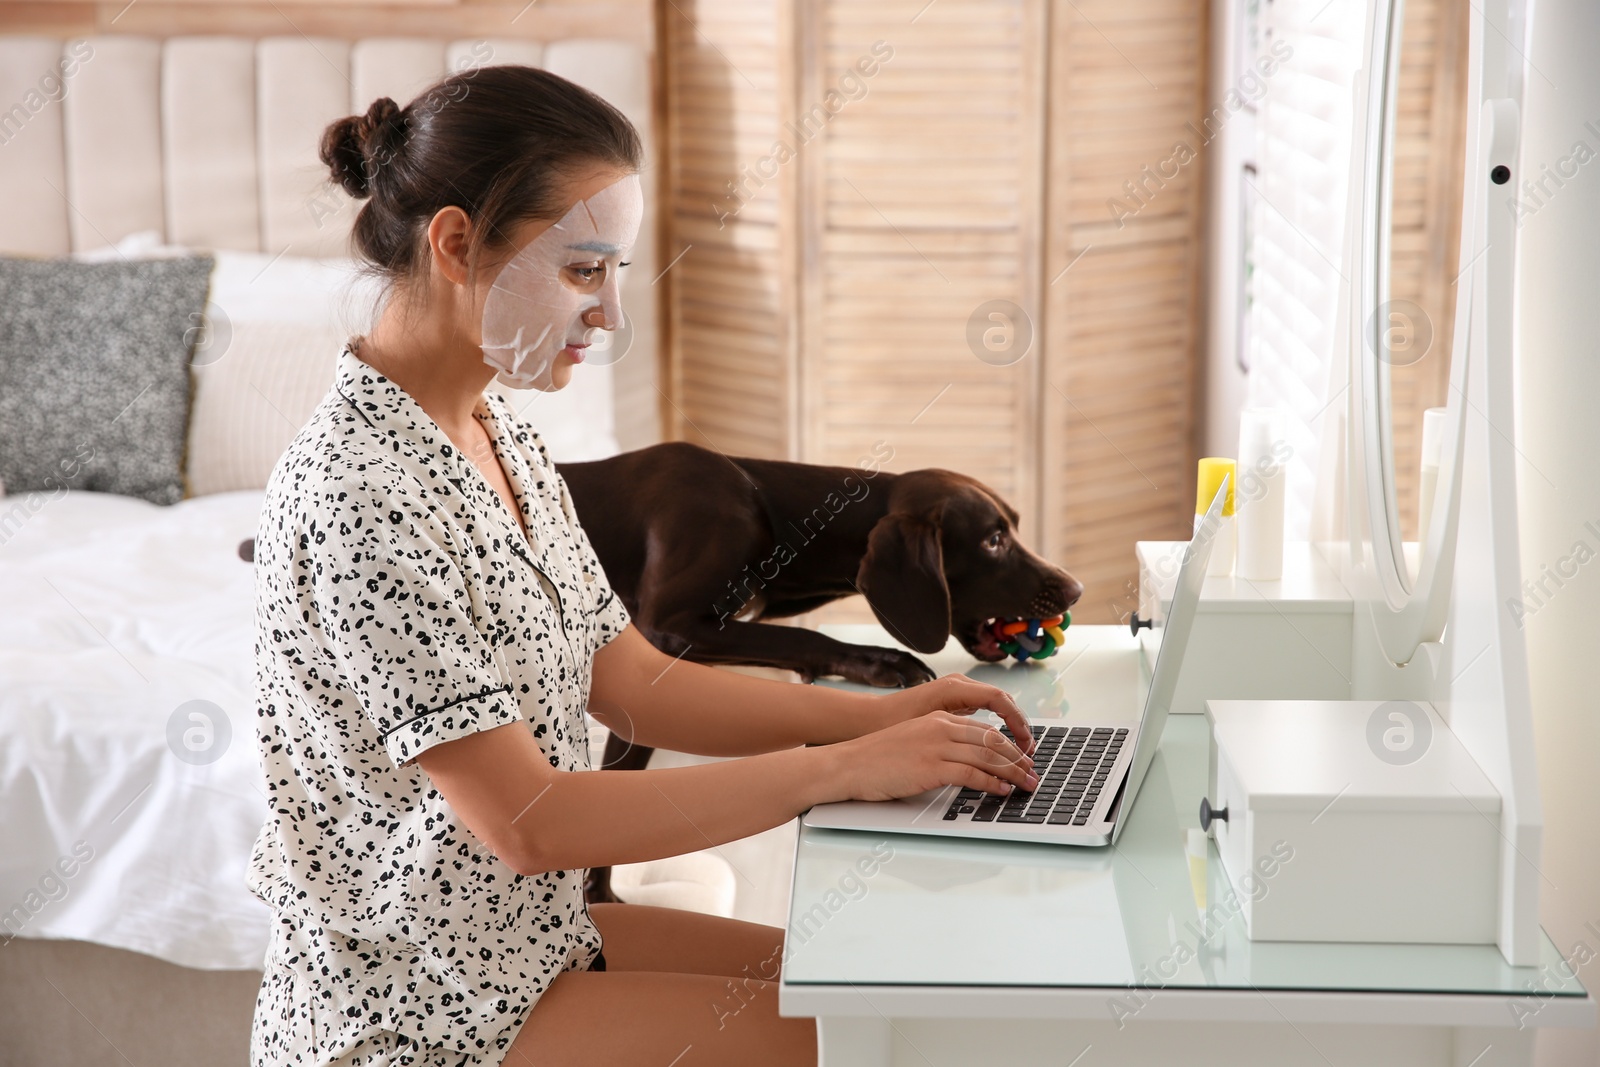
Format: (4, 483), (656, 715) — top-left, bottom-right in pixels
(1110, 476), (1227, 842)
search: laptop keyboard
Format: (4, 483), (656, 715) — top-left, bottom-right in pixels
(942, 725), (1127, 828)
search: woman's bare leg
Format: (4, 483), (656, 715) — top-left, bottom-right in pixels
(506, 970), (815, 1067)
(503, 904), (814, 1066)
(587, 902), (785, 980)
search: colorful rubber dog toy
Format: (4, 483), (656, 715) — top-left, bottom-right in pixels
(987, 614), (1070, 663)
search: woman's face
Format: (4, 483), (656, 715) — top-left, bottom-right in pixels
(479, 165), (643, 393)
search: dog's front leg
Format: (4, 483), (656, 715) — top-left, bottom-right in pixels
(639, 614), (937, 688)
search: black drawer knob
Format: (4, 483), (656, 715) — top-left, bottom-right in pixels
(1129, 611), (1154, 638)
(1199, 797), (1229, 832)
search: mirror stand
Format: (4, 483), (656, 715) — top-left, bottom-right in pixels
(1313, 0), (1542, 965)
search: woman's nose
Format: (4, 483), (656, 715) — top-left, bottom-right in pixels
(581, 305), (612, 330)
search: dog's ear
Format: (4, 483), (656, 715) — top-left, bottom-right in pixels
(855, 513), (951, 655)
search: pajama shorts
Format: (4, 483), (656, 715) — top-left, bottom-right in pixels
(251, 950), (607, 1067)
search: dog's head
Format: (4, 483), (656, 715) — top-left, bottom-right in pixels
(855, 469), (1083, 661)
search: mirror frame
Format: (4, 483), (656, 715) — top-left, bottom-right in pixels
(1362, 0), (1409, 599)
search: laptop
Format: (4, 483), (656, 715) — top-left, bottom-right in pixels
(802, 477), (1226, 847)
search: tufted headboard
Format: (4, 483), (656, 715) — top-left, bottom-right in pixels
(0, 34), (659, 445)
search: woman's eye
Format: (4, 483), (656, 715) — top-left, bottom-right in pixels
(618, 261), (632, 268)
(564, 259), (629, 293)
(563, 264), (609, 292)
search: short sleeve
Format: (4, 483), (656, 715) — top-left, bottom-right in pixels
(299, 475), (522, 766)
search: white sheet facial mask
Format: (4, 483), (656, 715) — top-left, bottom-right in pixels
(480, 172), (643, 390)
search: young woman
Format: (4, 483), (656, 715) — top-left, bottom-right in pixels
(247, 66), (1037, 1067)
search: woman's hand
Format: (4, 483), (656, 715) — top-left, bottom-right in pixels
(821, 710), (1038, 803)
(873, 674), (1034, 756)
(815, 673), (1036, 803)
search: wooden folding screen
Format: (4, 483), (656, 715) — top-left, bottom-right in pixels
(660, 0), (1210, 624)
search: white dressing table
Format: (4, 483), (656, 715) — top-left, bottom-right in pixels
(776, 0), (1588, 1057)
(780, 624), (1592, 1067)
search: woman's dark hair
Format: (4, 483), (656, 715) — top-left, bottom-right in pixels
(320, 65), (642, 289)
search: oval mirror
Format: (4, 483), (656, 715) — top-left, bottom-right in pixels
(1359, 0), (1468, 619)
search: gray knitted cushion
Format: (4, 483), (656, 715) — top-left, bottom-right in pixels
(0, 256), (214, 505)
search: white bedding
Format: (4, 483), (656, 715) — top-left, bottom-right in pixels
(0, 489), (270, 969)
(0, 483), (740, 973)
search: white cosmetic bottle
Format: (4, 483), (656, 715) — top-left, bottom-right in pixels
(1235, 407), (1286, 581)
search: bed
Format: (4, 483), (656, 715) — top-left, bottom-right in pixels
(0, 489), (269, 969)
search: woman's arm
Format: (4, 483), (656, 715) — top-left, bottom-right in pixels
(415, 703), (1037, 877)
(587, 626), (1032, 756)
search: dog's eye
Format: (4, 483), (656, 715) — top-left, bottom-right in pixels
(984, 530), (1006, 552)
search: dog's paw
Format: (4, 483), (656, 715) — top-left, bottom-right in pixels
(834, 646), (937, 688)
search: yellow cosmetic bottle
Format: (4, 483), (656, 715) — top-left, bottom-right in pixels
(1195, 457), (1236, 576)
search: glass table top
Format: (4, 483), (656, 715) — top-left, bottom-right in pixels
(786, 625), (1587, 999)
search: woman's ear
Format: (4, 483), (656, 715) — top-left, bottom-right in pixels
(426, 206), (475, 286)
(855, 512), (952, 655)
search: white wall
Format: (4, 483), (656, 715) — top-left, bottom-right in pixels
(1517, 0), (1600, 1063)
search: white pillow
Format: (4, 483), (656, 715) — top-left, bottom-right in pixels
(184, 321), (348, 496)
(184, 251), (381, 496)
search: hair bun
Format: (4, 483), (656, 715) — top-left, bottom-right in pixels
(320, 97), (408, 199)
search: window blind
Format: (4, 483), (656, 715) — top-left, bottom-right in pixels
(1246, 0), (1365, 539)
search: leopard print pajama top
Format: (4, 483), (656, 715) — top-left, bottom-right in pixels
(247, 345), (630, 1066)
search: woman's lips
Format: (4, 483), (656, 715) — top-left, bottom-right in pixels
(561, 343), (589, 363)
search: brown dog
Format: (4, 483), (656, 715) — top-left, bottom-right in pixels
(563, 440), (1082, 686)
(562, 441), (1079, 769)
(562, 442), (1082, 689)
